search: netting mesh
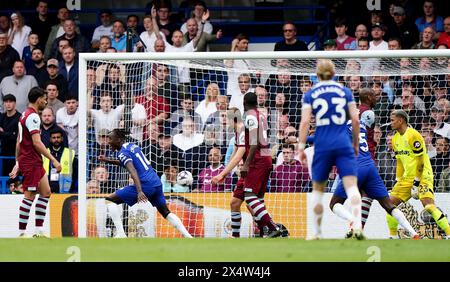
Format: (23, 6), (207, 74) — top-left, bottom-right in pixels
(82, 53), (450, 238)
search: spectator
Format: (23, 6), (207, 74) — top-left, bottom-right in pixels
(138, 11), (165, 52)
(91, 9), (114, 50)
(0, 94), (20, 177)
(204, 95), (229, 127)
(56, 95), (79, 154)
(0, 60), (38, 113)
(116, 92), (147, 144)
(91, 165), (113, 193)
(28, 1), (55, 47)
(8, 12), (31, 58)
(369, 23), (388, 50)
(377, 131), (396, 189)
(43, 128), (77, 193)
(225, 34), (252, 97)
(323, 39), (337, 51)
(412, 26), (435, 49)
(195, 147), (231, 192)
(156, 4), (178, 44)
(354, 24), (368, 40)
(0, 31), (20, 82)
(173, 117), (204, 152)
(431, 136), (450, 187)
(22, 33), (40, 71)
(415, 0), (444, 39)
(161, 163), (189, 192)
(45, 7), (74, 59)
(111, 20), (127, 52)
(40, 106), (68, 148)
(274, 22), (308, 52)
(437, 161), (450, 192)
(46, 58), (68, 102)
(334, 18), (356, 50)
(346, 76), (363, 104)
(387, 37), (402, 50)
(421, 129), (437, 159)
(89, 92), (122, 144)
(59, 46), (78, 99)
(229, 73), (253, 114)
(371, 80), (392, 126)
(396, 87), (425, 130)
(180, 1), (213, 35)
(93, 63), (125, 108)
(44, 81), (64, 113)
(169, 93), (202, 134)
(150, 130), (186, 176)
(195, 82), (219, 125)
(387, 6), (419, 49)
(437, 16), (450, 48)
(154, 64), (178, 111)
(26, 47), (47, 87)
(98, 36), (112, 53)
(182, 17), (221, 52)
(8, 178), (23, 194)
(86, 67), (98, 99)
(49, 19), (90, 59)
(0, 15), (10, 34)
(271, 144), (309, 192)
(154, 38), (166, 52)
(52, 38), (70, 61)
(431, 105), (450, 139)
(87, 179), (100, 194)
(135, 76), (170, 139)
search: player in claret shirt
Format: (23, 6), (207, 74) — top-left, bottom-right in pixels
(99, 128), (192, 238)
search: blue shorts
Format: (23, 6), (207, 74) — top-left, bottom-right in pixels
(115, 182), (166, 208)
(333, 164), (389, 199)
(312, 147), (357, 182)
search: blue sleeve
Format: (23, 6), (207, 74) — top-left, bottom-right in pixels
(436, 17), (444, 32)
(118, 149), (133, 167)
(345, 87), (355, 105)
(302, 91), (311, 106)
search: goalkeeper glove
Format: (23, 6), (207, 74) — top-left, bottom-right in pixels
(411, 178), (420, 200)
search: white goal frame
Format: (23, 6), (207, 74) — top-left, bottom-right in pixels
(78, 49), (450, 238)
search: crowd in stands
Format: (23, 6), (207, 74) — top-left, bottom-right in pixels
(0, 0), (449, 195)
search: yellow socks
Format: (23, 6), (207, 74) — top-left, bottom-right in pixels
(425, 204), (450, 236)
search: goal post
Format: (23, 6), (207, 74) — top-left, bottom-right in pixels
(78, 49), (450, 239)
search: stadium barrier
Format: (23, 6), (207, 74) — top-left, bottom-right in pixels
(1, 193), (448, 239)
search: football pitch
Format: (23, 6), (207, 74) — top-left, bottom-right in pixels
(0, 238), (449, 262)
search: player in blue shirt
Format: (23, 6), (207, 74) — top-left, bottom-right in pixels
(298, 59), (363, 239)
(99, 128), (193, 238)
(330, 111), (419, 239)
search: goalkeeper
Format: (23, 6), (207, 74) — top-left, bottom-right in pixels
(387, 110), (450, 239)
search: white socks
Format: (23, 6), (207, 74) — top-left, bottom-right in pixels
(332, 203), (354, 222)
(391, 208), (418, 236)
(166, 213), (193, 238)
(106, 202), (126, 237)
(311, 190), (324, 237)
(345, 185), (362, 230)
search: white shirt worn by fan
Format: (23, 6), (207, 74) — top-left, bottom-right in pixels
(165, 41), (196, 84)
(139, 31), (166, 52)
(173, 133), (204, 152)
(56, 107), (79, 153)
(90, 107), (122, 143)
(195, 100), (217, 126)
(116, 103), (147, 143)
(369, 40), (388, 50)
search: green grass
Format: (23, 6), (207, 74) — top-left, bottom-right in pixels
(0, 238), (449, 262)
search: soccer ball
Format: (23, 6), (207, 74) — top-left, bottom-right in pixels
(177, 171), (193, 186)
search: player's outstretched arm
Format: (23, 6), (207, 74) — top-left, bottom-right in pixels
(125, 161), (148, 203)
(31, 134), (61, 172)
(212, 147), (245, 184)
(298, 106), (312, 164)
(98, 155), (121, 166)
(348, 102), (360, 156)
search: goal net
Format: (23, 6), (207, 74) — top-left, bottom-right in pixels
(77, 50), (450, 239)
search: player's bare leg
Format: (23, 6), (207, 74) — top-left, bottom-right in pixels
(378, 197), (419, 239)
(420, 197), (450, 239)
(33, 175), (52, 237)
(156, 205), (193, 238)
(341, 176), (364, 240)
(310, 181), (326, 239)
